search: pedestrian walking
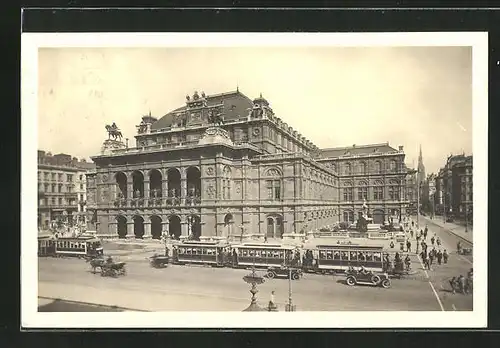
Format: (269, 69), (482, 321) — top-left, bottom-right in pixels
(404, 254), (411, 271)
(424, 225), (428, 237)
(436, 237), (441, 247)
(268, 291), (277, 310)
(410, 229), (414, 239)
(457, 241), (462, 254)
(443, 249), (449, 264)
(436, 250), (443, 265)
(449, 277), (457, 294)
(406, 240), (411, 253)
(422, 229), (427, 240)
(429, 250), (435, 266)
(431, 236), (435, 246)
(458, 275), (466, 294)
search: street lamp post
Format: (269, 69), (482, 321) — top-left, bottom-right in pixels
(285, 268), (296, 312)
(465, 176), (468, 233)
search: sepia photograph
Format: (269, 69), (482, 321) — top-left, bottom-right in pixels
(21, 32), (487, 328)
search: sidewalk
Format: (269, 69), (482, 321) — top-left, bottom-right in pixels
(415, 215), (473, 244)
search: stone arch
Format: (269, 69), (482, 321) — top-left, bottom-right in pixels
(132, 171), (144, 198)
(264, 167), (282, 177)
(167, 168), (181, 202)
(168, 215), (181, 240)
(358, 180), (368, 186)
(186, 166), (201, 202)
(115, 172), (128, 199)
(150, 215), (162, 240)
(148, 169), (162, 198)
(116, 215), (127, 239)
(344, 162), (352, 175)
(223, 213), (234, 237)
(266, 214), (284, 239)
(133, 215), (144, 239)
(188, 215), (202, 240)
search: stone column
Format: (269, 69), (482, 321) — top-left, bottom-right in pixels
(162, 179), (169, 199)
(109, 221), (117, 237)
(181, 179), (187, 205)
(144, 180), (150, 199)
(163, 221), (169, 236)
(181, 220), (188, 237)
(144, 221), (151, 239)
(127, 175), (133, 200)
(127, 221), (134, 238)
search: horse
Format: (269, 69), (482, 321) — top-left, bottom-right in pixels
(86, 255), (105, 273)
(208, 113), (224, 127)
(105, 125), (123, 141)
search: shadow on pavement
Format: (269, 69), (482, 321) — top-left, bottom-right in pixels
(38, 298), (126, 312)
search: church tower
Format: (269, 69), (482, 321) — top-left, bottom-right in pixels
(417, 145), (426, 185)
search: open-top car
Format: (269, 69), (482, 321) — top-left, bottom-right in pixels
(266, 265), (303, 280)
(345, 267), (391, 288)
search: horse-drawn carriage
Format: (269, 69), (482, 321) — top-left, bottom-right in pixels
(86, 255), (126, 277)
(100, 261), (127, 277)
(345, 267), (391, 288)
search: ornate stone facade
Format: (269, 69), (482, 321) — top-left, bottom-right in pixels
(88, 90), (413, 239)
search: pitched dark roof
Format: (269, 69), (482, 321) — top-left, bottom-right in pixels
(151, 90), (254, 130)
(320, 143), (398, 158)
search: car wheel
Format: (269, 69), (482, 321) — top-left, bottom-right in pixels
(292, 272), (300, 280)
(381, 279), (391, 288)
(346, 276), (356, 286)
(267, 270), (276, 279)
(371, 275), (381, 284)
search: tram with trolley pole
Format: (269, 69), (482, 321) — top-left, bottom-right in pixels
(171, 240), (230, 267)
(37, 235), (104, 258)
(230, 243), (297, 269)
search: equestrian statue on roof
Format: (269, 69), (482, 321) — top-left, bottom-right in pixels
(105, 122), (123, 141)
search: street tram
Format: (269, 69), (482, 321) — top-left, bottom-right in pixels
(304, 242), (385, 274)
(172, 240), (229, 267)
(231, 243), (296, 269)
(38, 235), (104, 258)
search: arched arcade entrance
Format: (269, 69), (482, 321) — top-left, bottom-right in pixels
(150, 215), (162, 240)
(149, 169), (162, 198)
(168, 215), (181, 240)
(116, 215), (127, 239)
(133, 215), (144, 239)
(115, 172), (128, 199)
(188, 215), (201, 240)
(186, 166), (201, 204)
(167, 168), (181, 204)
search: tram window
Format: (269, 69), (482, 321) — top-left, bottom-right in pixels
(179, 248), (185, 254)
(242, 250), (248, 257)
(350, 252), (358, 261)
(326, 251), (333, 260)
(358, 252), (366, 261)
(373, 252), (382, 261)
(365, 252), (373, 261)
(261, 250), (267, 257)
(333, 251), (340, 260)
(341, 252), (348, 260)
(279, 251), (284, 258)
(319, 251), (326, 259)
(196, 249), (201, 255)
(255, 251), (261, 257)
(186, 248), (192, 255)
(249, 250), (255, 257)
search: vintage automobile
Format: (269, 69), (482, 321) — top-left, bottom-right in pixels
(345, 268), (391, 288)
(149, 254), (169, 268)
(266, 265), (302, 280)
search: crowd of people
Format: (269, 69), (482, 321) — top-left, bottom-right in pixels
(400, 216), (472, 295)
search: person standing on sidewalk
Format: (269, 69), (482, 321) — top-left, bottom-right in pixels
(430, 235), (435, 247)
(424, 225), (429, 238)
(443, 249), (449, 264)
(436, 250), (443, 265)
(406, 240), (412, 253)
(436, 237), (441, 248)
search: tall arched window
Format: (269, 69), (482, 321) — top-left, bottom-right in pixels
(375, 161), (382, 174)
(358, 181), (368, 200)
(344, 163), (352, 175)
(389, 180), (400, 200)
(373, 180), (384, 200)
(265, 168), (282, 201)
(222, 166), (232, 200)
(390, 160), (397, 173)
(360, 162), (367, 174)
(343, 181), (353, 202)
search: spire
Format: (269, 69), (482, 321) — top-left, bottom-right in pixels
(418, 144), (422, 160)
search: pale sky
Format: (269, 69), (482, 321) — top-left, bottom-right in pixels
(38, 46), (472, 174)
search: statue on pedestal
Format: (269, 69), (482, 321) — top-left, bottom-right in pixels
(105, 122), (123, 141)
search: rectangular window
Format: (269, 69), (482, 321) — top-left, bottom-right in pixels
(51, 173), (56, 180)
(343, 188), (353, 201)
(80, 175), (83, 181)
(51, 197), (56, 205)
(358, 187), (368, 200)
(80, 184), (84, 190)
(374, 187), (384, 200)
(58, 173), (63, 180)
(58, 198), (63, 205)
(58, 184), (62, 193)
(67, 174), (73, 182)
(44, 172), (49, 180)
(51, 184), (56, 193)
(266, 180), (281, 200)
